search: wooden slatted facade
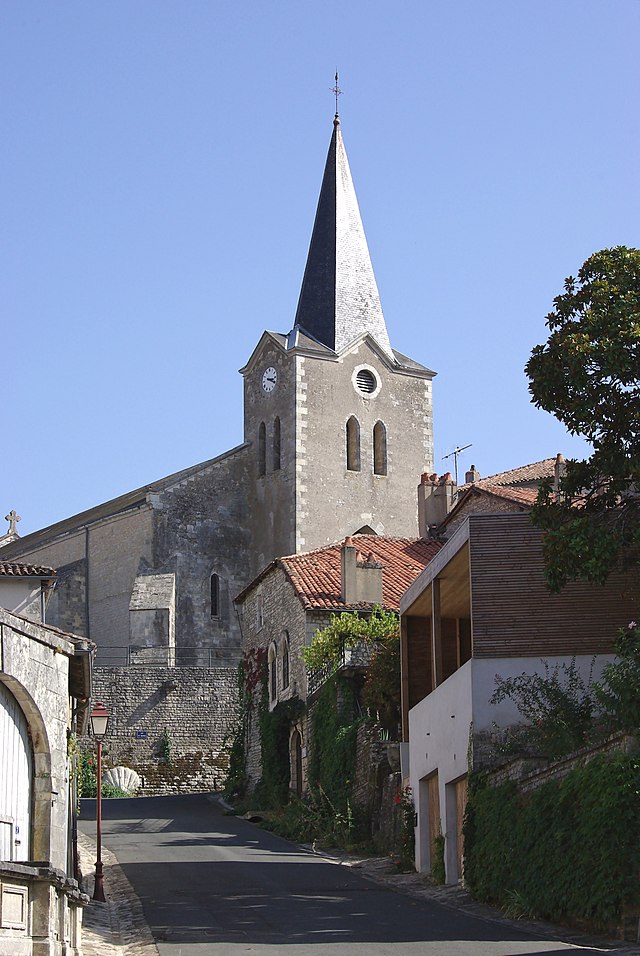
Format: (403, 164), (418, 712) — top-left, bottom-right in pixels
(401, 512), (640, 733)
(469, 514), (640, 659)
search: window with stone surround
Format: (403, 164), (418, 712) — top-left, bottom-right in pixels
(210, 573), (220, 617)
(373, 420), (387, 476)
(273, 417), (281, 471)
(258, 422), (266, 477)
(268, 642), (277, 702)
(256, 592), (264, 630)
(281, 631), (290, 689)
(346, 416), (361, 471)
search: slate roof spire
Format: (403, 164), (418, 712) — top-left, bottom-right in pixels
(293, 114), (394, 359)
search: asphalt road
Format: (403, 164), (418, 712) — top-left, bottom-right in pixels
(79, 793), (612, 955)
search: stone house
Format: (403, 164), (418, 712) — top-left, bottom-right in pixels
(1, 112), (436, 789)
(400, 461), (640, 885)
(0, 563), (93, 956)
(235, 534), (441, 798)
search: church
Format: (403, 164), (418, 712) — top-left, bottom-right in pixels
(1, 111), (436, 789)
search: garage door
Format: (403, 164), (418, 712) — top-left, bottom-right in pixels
(0, 681), (33, 862)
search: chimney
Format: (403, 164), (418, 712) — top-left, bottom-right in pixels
(341, 538), (383, 605)
(465, 464), (480, 484)
(553, 453), (566, 493)
(418, 472), (457, 537)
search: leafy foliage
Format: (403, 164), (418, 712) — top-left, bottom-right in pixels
(362, 627), (401, 734)
(77, 750), (129, 799)
(264, 788), (368, 848)
(431, 833), (446, 885)
(491, 658), (596, 759)
(303, 606), (398, 671)
(525, 246), (640, 590)
(308, 675), (361, 801)
(159, 728), (172, 765)
(223, 649), (266, 800)
(254, 687), (305, 809)
(464, 755), (640, 930)
(594, 623), (640, 733)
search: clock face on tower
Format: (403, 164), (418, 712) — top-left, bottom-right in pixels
(261, 366), (278, 393)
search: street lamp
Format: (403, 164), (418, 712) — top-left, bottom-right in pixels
(90, 701), (110, 903)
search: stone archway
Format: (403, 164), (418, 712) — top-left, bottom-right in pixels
(0, 675), (52, 863)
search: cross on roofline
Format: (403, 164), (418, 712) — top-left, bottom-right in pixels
(5, 510), (21, 534)
(331, 70), (342, 116)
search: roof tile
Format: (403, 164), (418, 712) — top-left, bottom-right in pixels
(278, 535), (441, 611)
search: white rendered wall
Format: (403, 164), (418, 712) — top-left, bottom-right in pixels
(0, 580), (42, 620)
(409, 654), (612, 882)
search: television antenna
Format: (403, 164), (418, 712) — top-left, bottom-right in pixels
(442, 444), (472, 485)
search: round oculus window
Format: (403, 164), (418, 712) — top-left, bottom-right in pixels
(355, 368), (378, 394)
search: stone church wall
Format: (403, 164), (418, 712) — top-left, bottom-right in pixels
(296, 341), (433, 551)
(88, 507), (155, 662)
(90, 665), (240, 796)
(244, 340), (297, 575)
(154, 445), (251, 664)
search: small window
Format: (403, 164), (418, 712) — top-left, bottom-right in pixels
(373, 421), (387, 476)
(210, 573), (220, 618)
(273, 417), (281, 471)
(268, 643), (277, 702)
(346, 416), (361, 472)
(258, 422), (266, 476)
(281, 631), (290, 689)
(257, 592), (264, 630)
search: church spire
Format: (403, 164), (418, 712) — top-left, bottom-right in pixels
(293, 113), (394, 359)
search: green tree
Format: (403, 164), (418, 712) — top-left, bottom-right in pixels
(525, 246), (640, 590)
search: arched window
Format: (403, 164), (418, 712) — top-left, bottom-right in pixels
(281, 631), (290, 689)
(373, 421), (387, 476)
(210, 573), (220, 618)
(268, 643), (277, 702)
(258, 422), (266, 477)
(346, 416), (361, 472)
(273, 417), (281, 471)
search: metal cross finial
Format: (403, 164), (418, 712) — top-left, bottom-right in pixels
(5, 510), (21, 535)
(332, 70), (342, 117)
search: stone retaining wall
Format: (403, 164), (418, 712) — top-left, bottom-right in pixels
(86, 666), (240, 795)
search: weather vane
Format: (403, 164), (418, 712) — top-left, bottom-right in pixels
(331, 70), (342, 116)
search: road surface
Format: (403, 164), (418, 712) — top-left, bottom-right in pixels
(79, 793), (615, 955)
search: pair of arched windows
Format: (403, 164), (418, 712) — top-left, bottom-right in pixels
(258, 418), (281, 477)
(346, 418), (387, 475)
(268, 632), (290, 703)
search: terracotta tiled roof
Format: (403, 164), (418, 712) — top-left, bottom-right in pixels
(468, 484), (539, 506)
(473, 458), (556, 487)
(278, 535), (442, 611)
(0, 562), (56, 577)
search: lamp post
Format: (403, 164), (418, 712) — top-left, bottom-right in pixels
(90, 701), (110, 903)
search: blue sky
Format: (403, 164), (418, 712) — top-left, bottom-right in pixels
(3, 1), (639, 536)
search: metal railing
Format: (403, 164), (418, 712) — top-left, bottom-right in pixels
(94, 645), (237, 668)
(306, 640), (375, 696)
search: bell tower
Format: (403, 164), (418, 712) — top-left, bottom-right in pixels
(242, 112), (435, 574)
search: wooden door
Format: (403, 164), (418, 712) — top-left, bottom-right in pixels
(427, 772), (440, 867)
(0, 682), (33, 862)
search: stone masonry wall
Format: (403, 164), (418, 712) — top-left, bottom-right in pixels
(89, 666), (240, 795)
(239, 565), (308, 793)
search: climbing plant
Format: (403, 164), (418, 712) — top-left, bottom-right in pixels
(464, 755), (640, 930)
(303, 606), (398, 671)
